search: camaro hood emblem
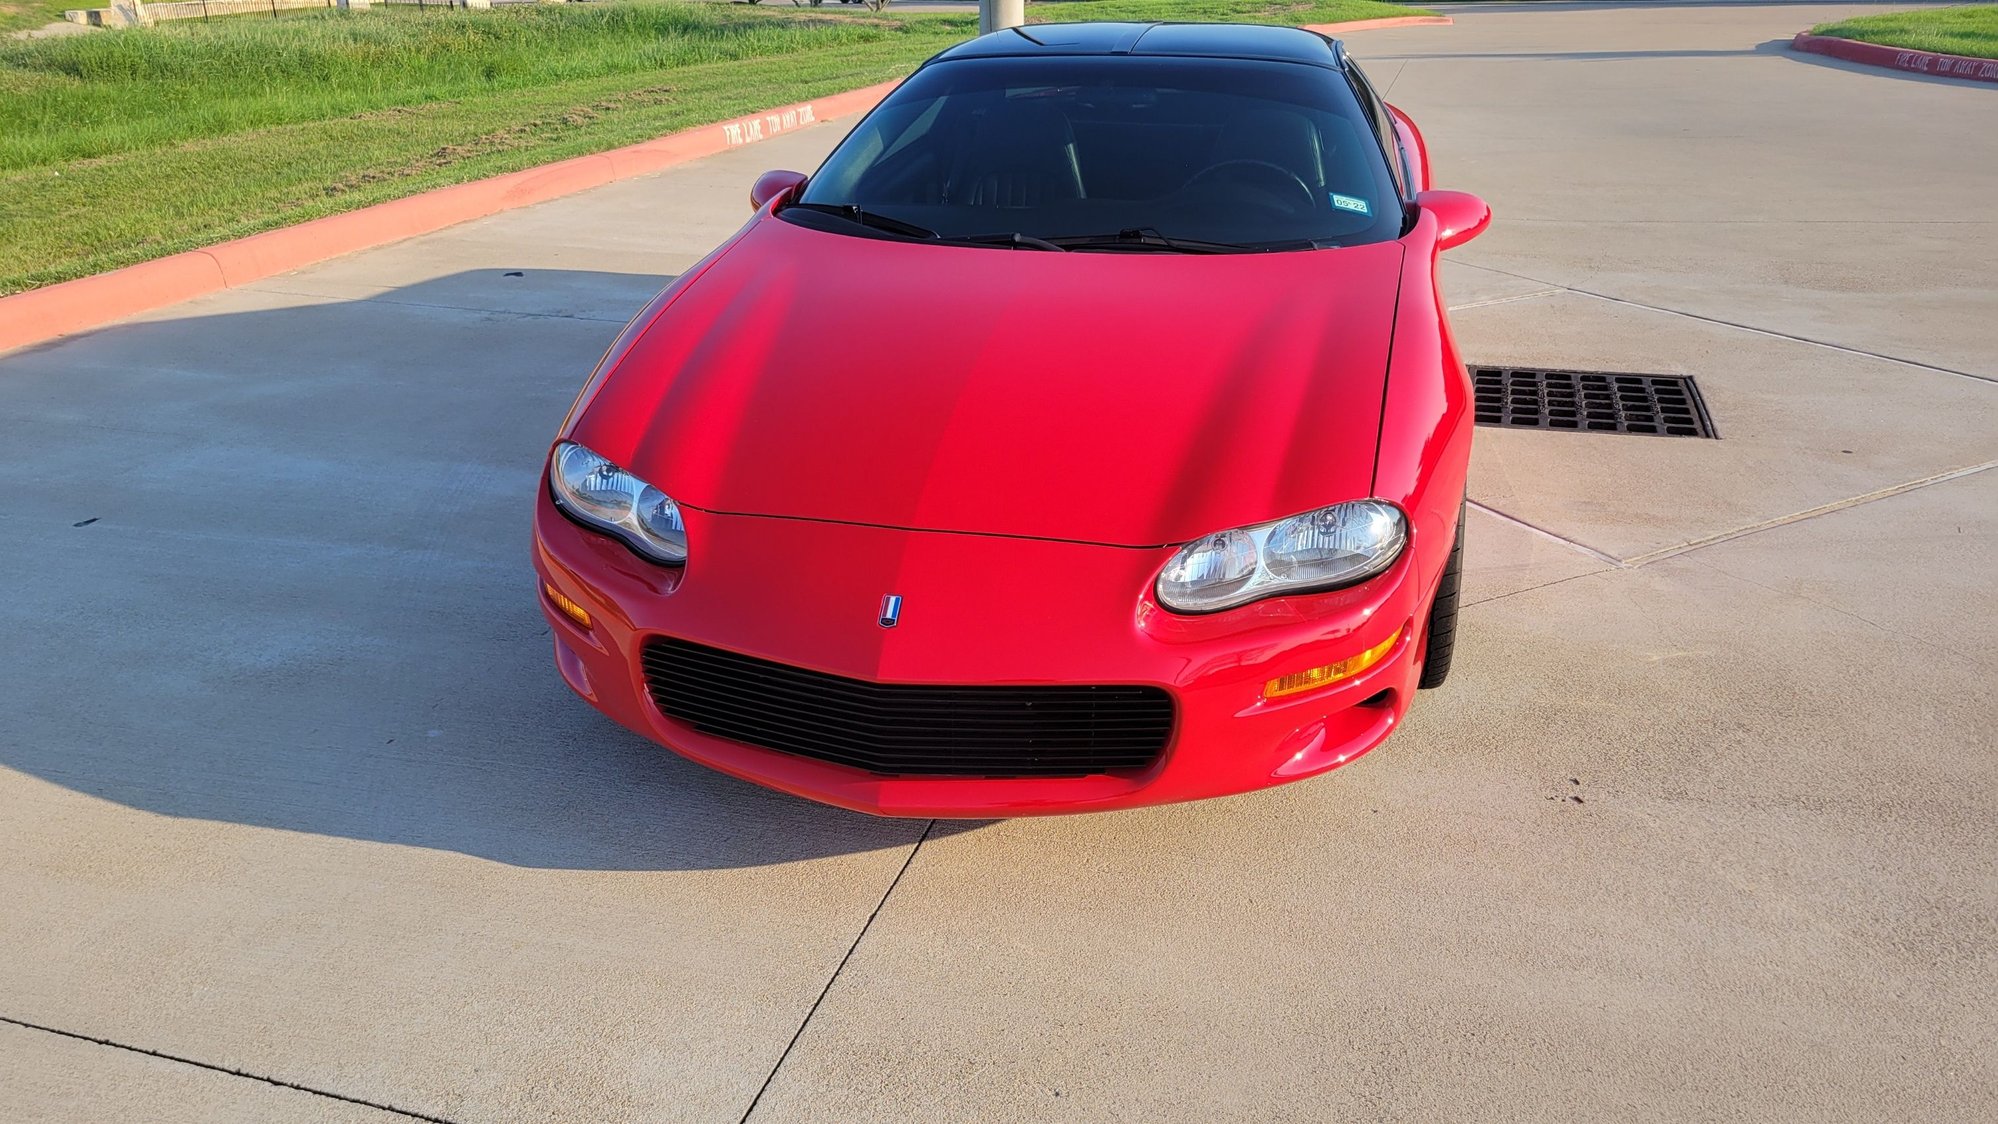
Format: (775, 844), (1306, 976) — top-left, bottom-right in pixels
(878, 594), (903, 629)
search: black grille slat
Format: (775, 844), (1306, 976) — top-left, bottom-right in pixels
(1471, 366), (1718, 438)
(640, 639), (1174, 778)
(650, 675), (1167, 713)
(650, 681), (1170, 726)
(644, 659), (1162, 713)
(651, 717), (1167, 745)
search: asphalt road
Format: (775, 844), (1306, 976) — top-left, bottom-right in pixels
(2, 3), (1993, 1121)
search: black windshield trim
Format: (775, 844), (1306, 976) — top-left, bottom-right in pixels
(776, 209), (1348, 256)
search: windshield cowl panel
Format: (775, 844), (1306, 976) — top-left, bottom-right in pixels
(794, 55), (1404, 252)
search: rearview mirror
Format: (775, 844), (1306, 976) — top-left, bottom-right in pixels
(1414, 190), (1491, 250)
(750, 169), (808, 212)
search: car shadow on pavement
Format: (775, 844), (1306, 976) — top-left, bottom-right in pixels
(0, 270), (981, 871)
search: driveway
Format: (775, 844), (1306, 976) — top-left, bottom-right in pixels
(1, 3), (1992, 1121)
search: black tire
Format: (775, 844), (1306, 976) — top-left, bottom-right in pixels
(1418, 503), (1465, 690)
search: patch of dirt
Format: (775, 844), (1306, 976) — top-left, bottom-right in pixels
(320, 86), (683, 197)
(9, 19), (98, 40)
(348, 103), (457, 122)
(774, 13), (898, 30)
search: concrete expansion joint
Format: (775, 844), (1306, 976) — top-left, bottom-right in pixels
(1570, 288), (1998, 386)
(1449, 259), (1998, 385)
(736, 818), (936, 1124)
(1461, 566), (1603, 611)
(0, 1013), (459, 1123)
(1473, 458), (1998, 582)
(1447, 287), (1564, 312)
(1467, 501), (1628, 568)
(1619, 458), (1998, 567)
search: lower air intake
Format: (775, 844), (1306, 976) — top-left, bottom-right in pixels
(640, 638), (1174, 778)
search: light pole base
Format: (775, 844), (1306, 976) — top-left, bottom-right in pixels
(979, 0), (1024, 35)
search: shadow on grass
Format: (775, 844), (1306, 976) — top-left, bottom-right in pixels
(0, 269), (985, 871)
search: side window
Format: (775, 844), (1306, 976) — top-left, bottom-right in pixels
(1344, 64), (1408, 200)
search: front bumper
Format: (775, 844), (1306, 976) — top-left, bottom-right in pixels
(532, 491), (1430, 817)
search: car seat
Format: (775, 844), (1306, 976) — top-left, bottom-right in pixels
(1210, 107), (1327, 197)
(944, 102), (1086, 208)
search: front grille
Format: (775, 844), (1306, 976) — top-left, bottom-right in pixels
(641, 638), (1174, 778)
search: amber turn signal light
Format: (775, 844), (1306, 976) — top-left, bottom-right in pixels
(1263, 626), (1401, 699)
(543, 583), (593, 630)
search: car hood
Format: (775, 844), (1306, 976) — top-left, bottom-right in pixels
(570, 216), (1405, 547)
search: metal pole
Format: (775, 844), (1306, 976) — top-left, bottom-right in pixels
(979, 0), (1022, 35)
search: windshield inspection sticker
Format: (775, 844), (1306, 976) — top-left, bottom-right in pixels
(1330, 193), (1372, 216)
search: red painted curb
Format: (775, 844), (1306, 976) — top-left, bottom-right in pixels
(0, 80), (901, 355)
(1791, 32), (1998, 84)
(1302, 15), (1453, 35)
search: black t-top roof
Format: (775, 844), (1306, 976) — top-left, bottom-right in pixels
(931, 22), (1345, 69)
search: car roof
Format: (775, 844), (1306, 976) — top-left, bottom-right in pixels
(929, 22), (1346, 70)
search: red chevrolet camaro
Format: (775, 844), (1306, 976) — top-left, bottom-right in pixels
(533, 22), (1490, 817)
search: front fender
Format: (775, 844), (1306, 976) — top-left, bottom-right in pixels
(1373, 207), (1474, 599)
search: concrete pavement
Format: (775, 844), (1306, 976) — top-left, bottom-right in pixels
(2, 3), (1993, 1121)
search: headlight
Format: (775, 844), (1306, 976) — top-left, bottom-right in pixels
(1157, 500), (1407, 613)
(547, 442), (688, 565)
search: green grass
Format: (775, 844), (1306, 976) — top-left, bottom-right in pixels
(1, 0), (66, 36)
(0, 0), (1423, 294)
(1811, 4), (1998, 60)
(1033, 0), (1413, 21)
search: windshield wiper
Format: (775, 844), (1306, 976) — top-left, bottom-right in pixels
(1047, 229), (1325, 254)
(1046, 228), (1241, 254)
(785, 202), (940, 240)
(947, 231), (1069, 252)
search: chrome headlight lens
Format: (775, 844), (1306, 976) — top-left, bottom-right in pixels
(1157, 500), (1407, 613)
(548, 441), (688, 565)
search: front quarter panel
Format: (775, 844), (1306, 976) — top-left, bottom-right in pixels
(1374, 206), (1474, 610)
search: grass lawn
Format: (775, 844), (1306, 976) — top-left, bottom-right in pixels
(1, 0), (64, 37)
(1810, 4), (1998, 59)
(0, 0), (1425, 294)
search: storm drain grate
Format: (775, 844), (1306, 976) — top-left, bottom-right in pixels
(1471, 366), (1717, 438)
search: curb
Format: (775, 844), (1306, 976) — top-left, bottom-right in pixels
(0, 15), (1456, 355)
(1790, 32), (1998, 84)
(0, 80), (900, 355)
(1302, 16), (1452, 34)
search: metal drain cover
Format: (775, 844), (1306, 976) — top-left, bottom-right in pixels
(1471, 366), (1717, 438)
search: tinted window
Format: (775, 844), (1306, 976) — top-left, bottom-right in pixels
(794, 56), (1403, 251)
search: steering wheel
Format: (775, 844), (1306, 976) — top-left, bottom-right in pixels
(1183, 159), (1317, 215)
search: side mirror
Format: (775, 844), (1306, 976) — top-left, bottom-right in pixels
(1414, 190), (1491, 250)
(749, 169), (808, 212)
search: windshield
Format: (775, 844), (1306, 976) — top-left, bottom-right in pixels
(791, 56), (1405, 252)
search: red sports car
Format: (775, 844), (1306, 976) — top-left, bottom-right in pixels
(533, 22), (1490, 817)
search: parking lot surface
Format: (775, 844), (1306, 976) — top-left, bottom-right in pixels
(2, 4), (1992, 1121)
